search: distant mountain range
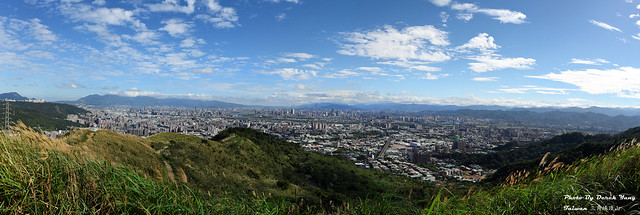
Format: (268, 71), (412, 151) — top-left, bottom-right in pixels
(298, 102), (640, 116)
(60, 94), (246, 108)
(6, 92), (640, 117)
(0, 92), (29, 100)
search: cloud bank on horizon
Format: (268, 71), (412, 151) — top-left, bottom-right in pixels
(1, 0), (640, 107)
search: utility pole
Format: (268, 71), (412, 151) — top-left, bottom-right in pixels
(3, 100), (10, 131)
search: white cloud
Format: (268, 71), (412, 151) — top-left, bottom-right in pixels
(357, 67), (382, 72)
(451, 3), (478, 11)
(196, 0), (239, 28)
(451, 3), (526, 24)
(0, 52), (30, 67)
(160, 19), (190, 37)
(457, 33), (500, 51)
(303, 64), (321, 69)
(429, 0), (451, 7)
(0, 17), (58, 52)
(296, 83), (306, 90)
(569, 58), (610, 65)
(181, 38), (196, 48)
(264, 68), (317, 80)
(285, 52), (315, 60)
(161, 52), (197, 72)
(25, 50), (55, 60)
(468, 55), (536, 72)
(0, 18), (30, 51)
(267, 0), (300, 3)
(589, 20), (622, 32)
(456, 13), (473, 21)
(276, 13), (286, 21)
(633, 33), (640, 40)
(109, 89), (220, 101)
(529, 67), (640, 98)
(126, 30), (159, 45)
(421, 73), (449, 80)
(78, 24), (126, 47)
(28, 18), (57, 41)
(637, 4), (640, 9)
(325, 69), (359, 79)
(338, 25), (451, 62)
(56, 83), (83, 89)
(477, 9), (527, 24)
(630, 14), (640, 19)
(147, 0), (196, 14)
(63, 5), (135, 26)
(279, 57), (296, 63)
(377, 60), (442, 72)
(193, 68), (214, 73)
(92, 0), (105, 5)
(472, 77), (498, 82)
(410, 65), (441, 71)
(568, 98), (589, 103)
(497, 86), (571, 95)
(440, 12), (449, 23)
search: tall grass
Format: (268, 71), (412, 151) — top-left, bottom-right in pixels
(0, 123), (212, 214)
(0, 123), (422, 214)
(427, 139), (640, 214)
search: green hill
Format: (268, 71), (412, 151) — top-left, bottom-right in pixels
(53, 126), (434, 213)
(427, 137), (640, 214)
(4, 101), (87, 130)
(2, 122), (640, 214)
(148, 128), (434, 212)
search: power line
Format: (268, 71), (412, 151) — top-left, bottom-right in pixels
(3, 100), (10, 131)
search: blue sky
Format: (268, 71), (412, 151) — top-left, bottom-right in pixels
(1, 0), (640, 107)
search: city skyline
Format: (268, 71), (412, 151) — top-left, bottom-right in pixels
(2, 0), (640, 107)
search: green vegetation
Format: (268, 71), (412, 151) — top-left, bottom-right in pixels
(436, 132), (613, 169)
(0, 122), (210, 214)
(4, 101), (87, 130)
(152, 127), (435, 213)
(62, 129), (169, 180)
(2, 121), (639, 214)
(427, 138), (640, 214)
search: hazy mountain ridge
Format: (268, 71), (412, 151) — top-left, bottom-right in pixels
(299, 102), (640, 116)
(0, 92), (29, 100)
(6, 91), (640, 116)
(428, 109), (640, 132)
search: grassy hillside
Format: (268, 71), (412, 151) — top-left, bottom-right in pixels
(149, 128), (436, 213)
(2, 121), (640, 214)
(0, 122), (211, 214)
(436, 132), (613, 170)
(62, 129), (169, 180)
(427, 137), (640, 214)
(1, 122), (431, 214)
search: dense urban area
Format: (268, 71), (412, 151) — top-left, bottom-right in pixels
(59, 105), (584, 184)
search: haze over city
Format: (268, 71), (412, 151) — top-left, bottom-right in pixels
(2, 0), (640, 107)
